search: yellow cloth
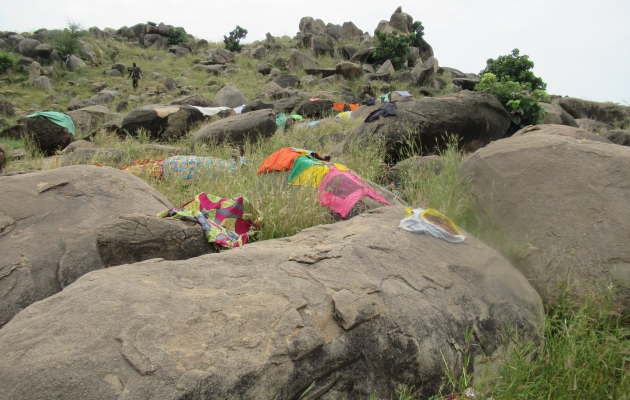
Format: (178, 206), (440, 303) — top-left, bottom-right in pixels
(290, 163), (348, 187)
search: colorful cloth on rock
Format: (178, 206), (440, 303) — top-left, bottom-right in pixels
(25, 111), (76, 136)
(288, 155), (347, 187)
(157, 193), (262, 249)
(318, 165), (390, 218)
(257, 147), (328, 175)
(163, 156), (248, 180)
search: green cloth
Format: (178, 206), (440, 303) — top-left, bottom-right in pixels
(25, 111), (76, 136)
(288, 155), (326, 182)
(276, 113), (287, 130)
(290, 114), (303, 120)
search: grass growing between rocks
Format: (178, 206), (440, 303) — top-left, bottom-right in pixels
(430, 287), (630, 400)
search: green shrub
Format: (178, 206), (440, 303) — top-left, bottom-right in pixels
(480, 48), (547, 91)
(223, 25), (248, 53)
(410, 21), (425, 47)
(51, 20), (85, 56)
(0, 52), (16, 73)
(372, 30), (415, 70)
(476, 73), (548, 134)
(167, 28), (188, 46)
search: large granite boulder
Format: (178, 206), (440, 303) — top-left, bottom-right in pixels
(461, 134), (630, 314)
(96, 214), (217, 268)
(0, 206), (543, 399)
(336, 91), (511, 162)
(540, 103), (578, 127)
(192, 109), (276, 146)
(23, 115), (72, 155)
(511, 124), (612, 144)
(559, 97), (630, 126)
(120, 104), (206, 141)
(0, 166), (172, 327)
(292, 99), (335, 119)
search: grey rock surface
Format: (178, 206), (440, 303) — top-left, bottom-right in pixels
(0, 166), (172, 327)
(0, 205), (543, 399)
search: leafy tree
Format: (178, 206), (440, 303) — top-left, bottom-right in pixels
(51, 20), (85, 56)
(476, 73), (548, 134)
(480, 48), (546, 91)
(411, 21), (425, 46)
(0, 52), (16, 73)
(372, 30), (415, 70)
(223, 26), (248, 53)
(168, 28), (188, 46)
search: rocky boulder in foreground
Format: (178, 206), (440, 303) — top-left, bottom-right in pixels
(0, 206), (543, 399)
(0, 165), (172, 327)
(335, 90), (510, 162)
(461, 134), (630, 314)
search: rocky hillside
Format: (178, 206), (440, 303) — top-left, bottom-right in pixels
(1, 6), (630, 400)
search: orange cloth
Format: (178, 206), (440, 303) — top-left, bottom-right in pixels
(333, 102), (360, 112)
(257, 148), (308, 175)
(333, 102), (345, 112)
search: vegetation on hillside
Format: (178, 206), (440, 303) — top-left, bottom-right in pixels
(477, 49), (548, 134)
(51, 20), (86, 56)
(0, 52), (16, 73)
(372, 30), (415, 70)
(223, 25), (248, 53)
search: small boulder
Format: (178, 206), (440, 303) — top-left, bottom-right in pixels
(63, 147), (127, 166)
(17, 38), (41, 58)
(24, 115), (72, 154)
(96, 214), (217, 268)
(214, 84), (249, 108)
(575, 118), (614, 133)
(34, 43), (53, 58)
(272, 74), (300, 89)
(261, 81), (288, 99)
(292, 99), (334, 119)
(601, 129), (630, 146)
(171, 94), (213, 107)
(120, 104), (205, 141)
(193, 109), (277, 146)
(288, 49), (323, 73)
(66, 55), (86, 71)
(540, 103), (579, 127)
(242, 100), (274, 114)
(335, 61), (362, 80)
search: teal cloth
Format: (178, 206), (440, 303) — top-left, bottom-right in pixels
(288, 155), (326, 183)
(25, 111), (76, 136)
(276, 113), (287, 130)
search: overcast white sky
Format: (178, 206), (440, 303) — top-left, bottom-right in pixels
(1, 0), (628, 104)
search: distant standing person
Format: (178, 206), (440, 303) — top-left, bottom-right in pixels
(128, 62), (144, 90)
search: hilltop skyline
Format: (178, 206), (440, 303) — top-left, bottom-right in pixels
(1, 0), (628, 104)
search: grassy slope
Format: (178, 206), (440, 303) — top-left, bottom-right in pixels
(1, 35), (629, 399)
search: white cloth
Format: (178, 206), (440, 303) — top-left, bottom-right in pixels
(192, 106), (231, 117)
(398, 208), (466, 243)
(233, 104), (246, 114)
